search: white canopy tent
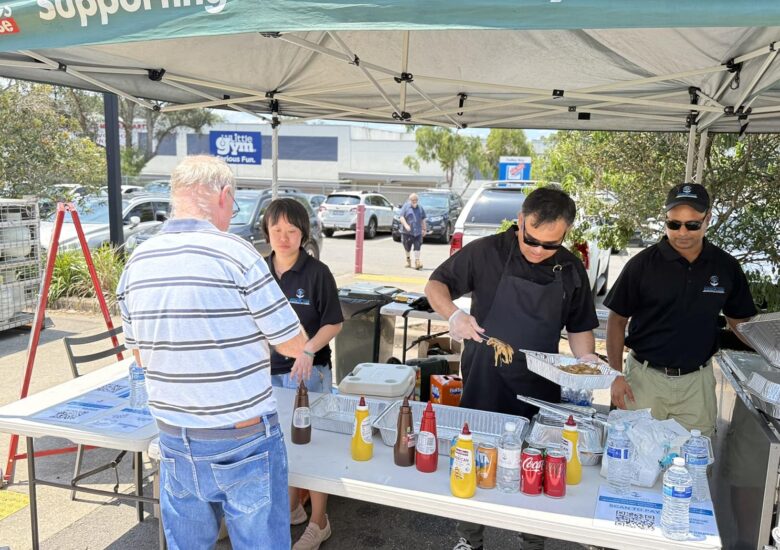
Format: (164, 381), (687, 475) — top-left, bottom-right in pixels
(3, 28), (780, 187)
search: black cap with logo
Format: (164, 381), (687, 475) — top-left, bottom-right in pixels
(665, 183), (710, 213)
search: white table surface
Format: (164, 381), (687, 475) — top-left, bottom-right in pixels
(0, 369), (720, 550)
(278, 387), (721, 550)
(0, 358), (157, 453)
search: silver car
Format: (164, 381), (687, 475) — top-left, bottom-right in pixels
(319, 191), (394, 239)
(39, 193), (171, 252)
(451, 181), (611, 296)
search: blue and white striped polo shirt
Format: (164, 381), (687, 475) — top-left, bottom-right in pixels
(117, 218), (301, 428)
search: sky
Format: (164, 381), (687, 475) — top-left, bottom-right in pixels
(220, 111), (555, 141)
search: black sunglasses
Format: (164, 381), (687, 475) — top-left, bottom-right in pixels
(522, 221), (566, 251)
(665, 216), (706, 231)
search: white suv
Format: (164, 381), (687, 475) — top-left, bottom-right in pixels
(320, 191), (394, 239)
(451, 182), (611, 296)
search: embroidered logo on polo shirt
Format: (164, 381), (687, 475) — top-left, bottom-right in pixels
(289, 288), (311, 305)
(703, 275), (725, 294)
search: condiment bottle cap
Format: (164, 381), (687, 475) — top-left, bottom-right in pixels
(462, 422), (471, 435)
(359, 396), (366, 407)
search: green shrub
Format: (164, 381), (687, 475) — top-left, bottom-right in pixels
(48, 245), (126, 307)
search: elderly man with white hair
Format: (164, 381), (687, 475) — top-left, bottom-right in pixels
(117, 155), (307, 549)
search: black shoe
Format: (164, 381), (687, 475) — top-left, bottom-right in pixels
(453, 538), (483, 550)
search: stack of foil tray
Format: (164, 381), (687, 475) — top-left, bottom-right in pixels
(745, 370), (780, 419)
(309, 394), (390, 435)
(373, 400), (528, 457)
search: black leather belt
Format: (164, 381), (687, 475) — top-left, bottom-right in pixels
(633, 354), (702, 377)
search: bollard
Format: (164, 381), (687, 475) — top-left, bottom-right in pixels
(354, 204), (365, 274)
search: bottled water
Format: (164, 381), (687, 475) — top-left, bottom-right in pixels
(496, 422), (522, 493)
(682, 429), (711, 502)
(606, 423), (632, 495)
(128, 361), (148, 410)
(661, 457), (692, 541)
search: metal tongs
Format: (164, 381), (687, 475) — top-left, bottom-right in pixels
(517, 395), (609, 427)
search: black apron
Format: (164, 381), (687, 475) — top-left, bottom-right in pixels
(459, 245), (567, 419)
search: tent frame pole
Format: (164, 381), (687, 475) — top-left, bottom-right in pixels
(695, 129), (709, 184)
(685, 125), (697, 183)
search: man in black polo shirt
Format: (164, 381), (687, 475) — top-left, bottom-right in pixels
(426, 186), (599, 550)
(605, 183), (756, 436)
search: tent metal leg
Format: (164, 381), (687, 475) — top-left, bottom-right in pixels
(685, 125), (697, 182)
(272, 123), (279, 200)
(695, 129), (709, 183)
(27, 437), (40, 550)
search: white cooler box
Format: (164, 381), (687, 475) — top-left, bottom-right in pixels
(337, 363), (416, 401)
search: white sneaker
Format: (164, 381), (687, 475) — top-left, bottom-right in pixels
(292, 516), (332, 550)
(290, 503), (308, 526)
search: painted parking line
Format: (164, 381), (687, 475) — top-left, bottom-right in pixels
(354, 273), (430, 285)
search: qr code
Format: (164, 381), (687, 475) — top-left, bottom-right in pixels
(53, 409), (89, 421)
(615, 510), (655, 530)
(97, 383), (123, 393)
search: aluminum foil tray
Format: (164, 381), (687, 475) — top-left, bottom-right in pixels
(737, 312), (780, 369)
(527, 415), (604, 453)
(309, 394), (389, 436)
(747, 388), (780, 420)
(521, 350), (620, 390)
(373, 400), (529, 457)
(746, 371), (780, 404)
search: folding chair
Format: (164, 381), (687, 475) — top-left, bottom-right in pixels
(63, 326), (126, 500)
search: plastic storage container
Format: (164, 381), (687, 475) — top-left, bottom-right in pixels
(332, 284), (399, 383)
(338, 363), (415, 400)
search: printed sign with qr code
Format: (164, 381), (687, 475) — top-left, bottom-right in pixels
(615, 510), (655, 531)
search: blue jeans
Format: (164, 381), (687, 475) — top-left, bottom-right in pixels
(158, 418), (290, 550)
(271, 364), (333, 394)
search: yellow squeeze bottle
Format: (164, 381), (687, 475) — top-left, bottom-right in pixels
(450, 422), (477, 498)
(351, 396), (373, 461)
(562, 415), (582, 485)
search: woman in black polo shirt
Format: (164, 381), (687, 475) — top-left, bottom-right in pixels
(265, 198), (343, 550)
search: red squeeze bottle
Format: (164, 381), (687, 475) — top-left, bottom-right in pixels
(415, 401), (439, 473)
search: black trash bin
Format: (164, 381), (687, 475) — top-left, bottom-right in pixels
(332, 283), (400, 384)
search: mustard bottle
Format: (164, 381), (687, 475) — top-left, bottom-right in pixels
(450, 422), (477, 498)
(351, 396), (373, 461)
(562, 415), (582, 485)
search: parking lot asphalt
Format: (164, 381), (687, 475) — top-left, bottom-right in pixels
(0, 236), (638, 550)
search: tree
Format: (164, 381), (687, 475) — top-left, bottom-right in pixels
(0, 83), (105, 199)
(538, 130), (780, 307)
(481, 129), (534, 180)
(403, 127), (485, 187)
(59, 89), (221, 176)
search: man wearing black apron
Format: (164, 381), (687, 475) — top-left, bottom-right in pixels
(426, 186), (599, 550)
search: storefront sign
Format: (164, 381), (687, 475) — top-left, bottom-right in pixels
(498, 156), (532, 180)
(209, 131), (262, 165)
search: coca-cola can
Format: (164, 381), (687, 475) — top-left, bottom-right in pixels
(521, 448), (544, 495)
(543, 450), (566, 498)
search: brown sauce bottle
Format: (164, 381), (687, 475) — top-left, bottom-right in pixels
(291, 381), (311, 445)
(394, 398), (416, 466)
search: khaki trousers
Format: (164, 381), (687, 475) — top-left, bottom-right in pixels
(624, 352), (717, 437)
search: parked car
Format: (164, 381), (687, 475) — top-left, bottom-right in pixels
(143, 180), (171, 194)
(450, 181), (611, 295)
(39, 193), (171, 252)
(319, 190), (394, 239)
(391, 189), (464, 244)
(307, 194), (327, 211)
(124, 189), (324, 259)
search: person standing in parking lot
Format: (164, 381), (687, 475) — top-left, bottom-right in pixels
(605, 183), (756, 436)
(400, 193), (427, 270)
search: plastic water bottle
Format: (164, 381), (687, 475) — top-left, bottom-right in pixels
(128, 361), (148, 409)
(496, 422), (522, 493)
(682, 429), (711, 502)
(661, 457), (693, 541)
(606, 423), (632, 495)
